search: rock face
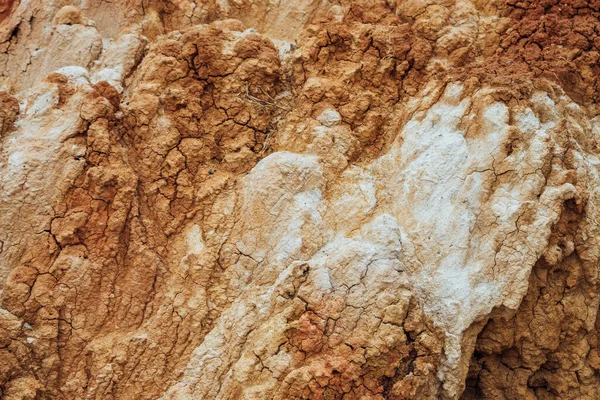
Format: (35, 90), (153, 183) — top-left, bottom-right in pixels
(2, 1), (600, 399)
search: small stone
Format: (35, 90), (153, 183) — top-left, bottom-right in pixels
(316, 109), (341, 127)
(53, 6), (85, 26)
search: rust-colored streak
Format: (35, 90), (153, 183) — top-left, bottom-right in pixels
(0, 0), (17, 25)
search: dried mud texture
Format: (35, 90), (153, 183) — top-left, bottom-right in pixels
(3, 1), (600, 400)
(457, 0), (600, 105)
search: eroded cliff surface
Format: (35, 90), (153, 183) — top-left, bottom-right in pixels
(2, 1), (600, 399)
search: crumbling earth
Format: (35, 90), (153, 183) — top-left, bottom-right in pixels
(2, 1), (600, 399)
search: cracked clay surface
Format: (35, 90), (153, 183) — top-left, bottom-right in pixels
(3, 1), (600, 399)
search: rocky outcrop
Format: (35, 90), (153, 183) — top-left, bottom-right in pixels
(2, 1), (600, 399)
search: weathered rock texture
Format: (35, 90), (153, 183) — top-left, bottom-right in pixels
(2, 1), (600, 399)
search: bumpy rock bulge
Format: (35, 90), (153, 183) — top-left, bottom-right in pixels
(2, 1), (600, 399)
